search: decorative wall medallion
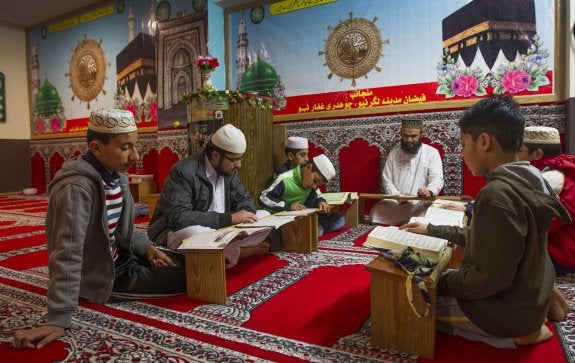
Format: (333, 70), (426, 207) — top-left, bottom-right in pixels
(116, 0), (125, 14)
(192, 0), (207, 13)
(319, 13), (389, 87)
(250, 6), (265, 24)
(156, 0), (171, 22)
(66, 35), (109, 108)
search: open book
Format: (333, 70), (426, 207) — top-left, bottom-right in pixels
(178, 226), (271, 250)
(234, 208), (318, 229)
(409, 206), (465, 228)
(363, 225), (448, 261)
(275, 208), (317, 217)
(431, 199), (468, 208)
(320, 192), (359, 205)
(236, 215), (296, 228)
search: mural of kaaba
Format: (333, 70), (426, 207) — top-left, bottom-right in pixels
(116, 32), (157, 101)
(442, 0), (536, 70)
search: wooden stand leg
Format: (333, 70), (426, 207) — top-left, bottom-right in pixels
(140, 193), (160, 218)
(183, 249), (227, 304)
(281, 213), (318, 253)
(367, 256), (437, 359)
(344, 200), (359, 227)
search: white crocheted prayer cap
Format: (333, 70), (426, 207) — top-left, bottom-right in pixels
(88, 108), (137, 134)
(313, 154), (336, 182)
(286, 136), (308, 149)
(212, 124), (246, 154)
(524, 126), (560, 145)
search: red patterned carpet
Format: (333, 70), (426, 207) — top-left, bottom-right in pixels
(0, 195), (571, 362)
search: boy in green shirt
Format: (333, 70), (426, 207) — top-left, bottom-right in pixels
(261, 154), (345, 236)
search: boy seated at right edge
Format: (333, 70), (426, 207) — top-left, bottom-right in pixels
(400, 96), (571, 348)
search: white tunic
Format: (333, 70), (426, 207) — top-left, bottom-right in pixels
(370, 144), (444, 225)
(382, 143), (444, 196)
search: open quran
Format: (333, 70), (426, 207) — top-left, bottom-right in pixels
(363, 225), (449, 261)
(409, 206), (466, 228)
(178, 226), (271, 250)
(321, 192), (359, 205)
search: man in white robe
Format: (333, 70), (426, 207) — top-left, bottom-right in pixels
(370, 119), (444, 225)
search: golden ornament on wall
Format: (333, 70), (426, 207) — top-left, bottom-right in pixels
(319, 13), (389, 87)
(66, 34), (109, 109)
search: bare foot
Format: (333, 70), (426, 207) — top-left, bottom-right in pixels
(239, 241), (270, 259)
(513, 324), (553, 346)
(548, 286), (570, 322)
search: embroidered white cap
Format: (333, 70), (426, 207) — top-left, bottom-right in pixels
(286, 136), (308, 149)
(524, 126), (560, 145)
(313, 154), (336, 182)
(211, 124), (247, 154)
(88, 108), (137, 134)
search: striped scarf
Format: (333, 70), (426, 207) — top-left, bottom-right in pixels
(83, 151), (123, 261)
(102, 178), (122, 261)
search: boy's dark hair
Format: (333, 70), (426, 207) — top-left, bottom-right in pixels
(459, 95), (525, 152)
(523, 142), (562, 156)
(284, 147), (300, 157)
(87, 129), (116, 144)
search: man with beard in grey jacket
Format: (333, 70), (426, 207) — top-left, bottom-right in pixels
(148, 124), (271, 268)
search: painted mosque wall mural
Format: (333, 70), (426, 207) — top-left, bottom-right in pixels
(229, 0), (559, 120)
(26, 0), (208, 138)
(26, 0), (564, 199)
(26, 0), (559, 138)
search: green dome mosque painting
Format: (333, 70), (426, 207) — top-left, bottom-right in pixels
(34, 78), (66, 134)
(240, 56), (279, 96)
(35, 78), (61, 118)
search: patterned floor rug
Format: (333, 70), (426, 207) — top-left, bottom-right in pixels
(0, 195), (571, 362)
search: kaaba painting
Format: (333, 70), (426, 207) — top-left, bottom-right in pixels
(442, 0), (536, 69)
(437, 0), (551, 98)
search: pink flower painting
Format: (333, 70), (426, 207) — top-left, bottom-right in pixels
(451, 74), (479, 97)
(500, 69), (532, 93)
(51, 116), (60, 132)
(148, 100), (158, 123)
(124, 103), (138, 119)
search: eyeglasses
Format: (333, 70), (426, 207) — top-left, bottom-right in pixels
(222, 154), (244, 164)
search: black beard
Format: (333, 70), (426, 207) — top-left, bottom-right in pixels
(400, 139), (422, 155)
(214, 158), (233, 176)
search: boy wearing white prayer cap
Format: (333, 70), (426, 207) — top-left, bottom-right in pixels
(518, 125), (574, 322)
(148, 124), (272, 268)
(260, 154), (345, 237)
(276, 136), (310, 175)
(14, 108), (187, 350)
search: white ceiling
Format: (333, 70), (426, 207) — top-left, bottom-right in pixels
(0, 0), (103, 28)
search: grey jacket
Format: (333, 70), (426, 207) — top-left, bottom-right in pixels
(147, 152), (256, 246)
(45, 157), (153, 329)
(428, 161), (571, 337)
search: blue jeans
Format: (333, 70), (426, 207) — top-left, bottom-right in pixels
(318, 213), (345, 237)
